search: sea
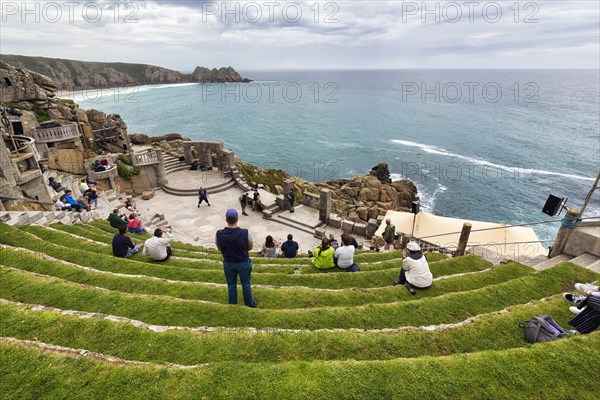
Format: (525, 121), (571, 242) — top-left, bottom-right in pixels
(71, 69), (600, 244)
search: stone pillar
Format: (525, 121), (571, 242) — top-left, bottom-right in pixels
(283, 179), (295, 211)
(203, 144), (213, 168)
(221, 149), (235, 171)
(366, 218), (379, 239)
(549, 208), (582, 257)
(319, 188), (332, 223)
(155, 149), (168, 186)
(455, 223), (472, 257)
(183, 144), (193, 165)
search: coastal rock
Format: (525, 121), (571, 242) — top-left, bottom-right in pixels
(235, 159), (418, 225)
(129, 133), (186, 145)
(0, 60), (57, 107)
(370, 162), (392, 184)
(191, 66), (250, 83)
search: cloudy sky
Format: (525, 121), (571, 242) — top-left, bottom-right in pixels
(1, 0), (598, 71)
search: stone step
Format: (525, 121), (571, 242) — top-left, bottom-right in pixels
(271, 212), (315, 235)
(278, 213), (321, 230)
(165, 165), (189, 174)
(5, 218), (22, 227)
(533, 254), (572, 271)
(569, 253), (600, 268)
(161, 179), (236, 196)
(33, 217), (49, 227)
(586, 259), (600, 273)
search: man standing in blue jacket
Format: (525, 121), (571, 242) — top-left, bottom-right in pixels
(215, 209), (257, 308)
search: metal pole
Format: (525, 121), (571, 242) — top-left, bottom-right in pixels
(580, 171), (600, 216)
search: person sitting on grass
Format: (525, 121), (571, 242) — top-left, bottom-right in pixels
(565, 283), (600, 334)
(328, 234), (339, 250)
(335, 233), (360, 272)
(281, 234), (299, 258)
(112, 225), (142, 258)
(143, 227), (174, 261)
(393, 241), (432, 295)
(262, 235), (279, 258)
(127, 213), (148, 234)
(108, 208), (127, 229)
(311, 238), (336, 269)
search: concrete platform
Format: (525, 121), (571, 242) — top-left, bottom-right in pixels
(134, 185), (365, 255)
(278, 205), (322, 229)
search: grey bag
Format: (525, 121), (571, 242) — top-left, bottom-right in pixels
(519, 315), (573, 343)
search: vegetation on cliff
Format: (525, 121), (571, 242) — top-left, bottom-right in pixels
(1, 54), (250, 90)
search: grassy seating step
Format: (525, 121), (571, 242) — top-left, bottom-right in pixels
(48, 224), (429, 272)
(0, 296), (576, 365)
(0, 247), (532, 309)
(86, 220), (421, 265)
(0, 224), (490, 288)
(50, 223), (224, 261)
(0, 263), (595, 330)
(1, 333), (598, 399)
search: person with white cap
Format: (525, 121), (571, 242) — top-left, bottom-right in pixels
(215, 209), (257, 308)
(393, 241), (432, 294)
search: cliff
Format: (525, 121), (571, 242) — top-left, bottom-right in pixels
(0, 54), (250, 90)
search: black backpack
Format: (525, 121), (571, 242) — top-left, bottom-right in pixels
(519, 315), (573, 343)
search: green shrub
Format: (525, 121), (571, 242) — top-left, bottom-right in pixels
(117, 161), (140, 181)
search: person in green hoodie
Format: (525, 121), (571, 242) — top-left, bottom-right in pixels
(108, 208), (127, 229)
(311, 238), (336, 269)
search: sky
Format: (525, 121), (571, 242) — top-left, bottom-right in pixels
(0, 0), (599, 71)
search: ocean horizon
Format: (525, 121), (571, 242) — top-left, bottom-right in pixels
(71, 69), (600, 244)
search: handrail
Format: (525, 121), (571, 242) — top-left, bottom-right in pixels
(131, 150), (160, 166)
(416, 216), (600, 241)
(442, 239), (555, 250)
(33, 123), (80, 143)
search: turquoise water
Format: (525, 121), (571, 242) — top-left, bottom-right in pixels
(74, 70), (600, 243)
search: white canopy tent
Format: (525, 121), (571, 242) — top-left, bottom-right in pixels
(374, 210), (546, 259)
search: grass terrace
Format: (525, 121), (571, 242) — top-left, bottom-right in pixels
(0, 221), (598, 399)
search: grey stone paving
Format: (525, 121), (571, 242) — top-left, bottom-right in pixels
(136, 184), (359, 254)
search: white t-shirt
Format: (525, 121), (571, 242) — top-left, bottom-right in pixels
(143, 232), (173, 260)
(335, 245), (355, 268)
(402, 255), (433, 288)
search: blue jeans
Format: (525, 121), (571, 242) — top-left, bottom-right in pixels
(223, 259), (256, 307)
(125, 245), (141, 258)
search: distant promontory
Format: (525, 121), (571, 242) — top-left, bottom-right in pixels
(0, 54), (251, 90)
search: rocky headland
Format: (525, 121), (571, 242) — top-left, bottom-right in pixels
(1, 54), (250, 90)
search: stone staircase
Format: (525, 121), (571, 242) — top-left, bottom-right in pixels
(272, 205), (323, 235)
(0, 185), (125, 228)
(162, 179), (236, 196)
(531, 252), (599, 272)
(160, 154), (237, 196)
(163, 154), (188, 175)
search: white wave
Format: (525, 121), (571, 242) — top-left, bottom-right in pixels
(61, 83), (199, 102)
(391, 139), (596, 182)
(391, 173), (446, 213)
(137, 83), (198, 92)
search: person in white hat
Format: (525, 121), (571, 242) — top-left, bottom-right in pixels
(393, 241), (432, 294)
